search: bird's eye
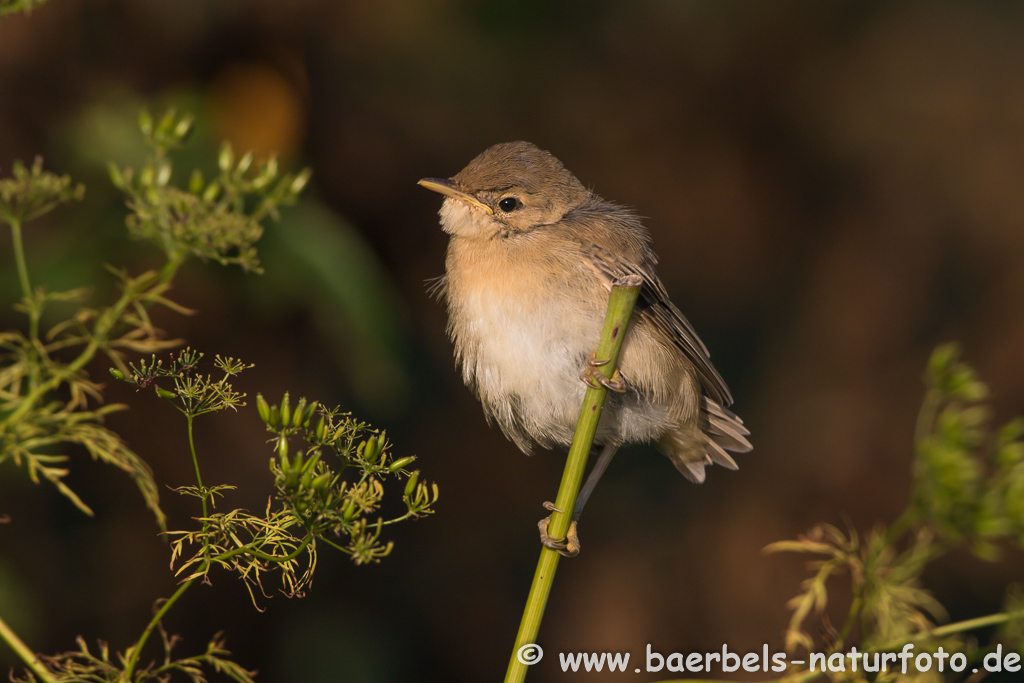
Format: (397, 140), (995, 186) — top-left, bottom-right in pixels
(497, 197), (521, 213)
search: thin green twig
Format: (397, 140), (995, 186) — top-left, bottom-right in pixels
(186, 415), (209, 520)
(503, 275), (642, 683)
(122, 575), (198, 680)
(8, 216), (32, 301)
(891, 607), (1024, 647)
(122, 533), (315, 680)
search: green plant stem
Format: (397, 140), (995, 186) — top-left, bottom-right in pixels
(7, 216), (43, 389)
(0, 613), (56, 683)
(892, 607), (1024, 646)
(123, 532), (313, 680)
(837, 594), (862, 646)
(228, 534), (314, 563)
(122, 574), (198, 680)
(503, 275), (641, 683)
(186, 414), (209, 520)
(913, 387), (941, 447)
(8, 216), (32, 302)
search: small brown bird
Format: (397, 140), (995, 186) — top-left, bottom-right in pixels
(419, 141), (750, 554)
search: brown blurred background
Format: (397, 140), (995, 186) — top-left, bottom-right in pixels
(1, 1), (1023, 681)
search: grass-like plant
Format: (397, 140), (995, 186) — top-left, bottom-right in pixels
(0, 109), (437, 682)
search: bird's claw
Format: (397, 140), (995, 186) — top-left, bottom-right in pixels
(579, 352), (627, 393)
(538, 501), (580, 557)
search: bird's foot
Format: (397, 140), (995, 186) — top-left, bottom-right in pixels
(537, 501), (580, 557)
(579, 352), (627, 393)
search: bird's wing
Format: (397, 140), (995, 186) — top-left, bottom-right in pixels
(580, 240), (733, 407)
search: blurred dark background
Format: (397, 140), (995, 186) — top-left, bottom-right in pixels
(2, 1), (1023, 681)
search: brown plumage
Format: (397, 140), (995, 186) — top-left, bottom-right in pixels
(420, 141), (750, 515)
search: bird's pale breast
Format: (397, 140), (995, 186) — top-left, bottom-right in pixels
(445, 230), (678, 452)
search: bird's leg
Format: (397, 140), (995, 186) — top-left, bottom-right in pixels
(537, 442), (619, 558)
(579, 352), (628, 393)
(573, 442), (618, 521)
(538, 501), (580, 557)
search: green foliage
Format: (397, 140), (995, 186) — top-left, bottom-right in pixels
(0, 107), (308, 529)
(0, 156), (167, 526)
(260, 394), (439, 566)
(1, 103), (436, 683)
(105, 349), (437, 609)
(126, 348), (250, 418)
(0, 0), (50, 18)
(0, 157), (84, 226)
(767, 344), (1024, 681)
(19, 631), (255, 683)
(108, 109), (309, 274)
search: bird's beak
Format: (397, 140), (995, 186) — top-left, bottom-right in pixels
(418, 178), (494, 215)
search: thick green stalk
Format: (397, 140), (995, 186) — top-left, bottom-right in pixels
(0, 613), (56, 683)
(503, 275), (642, 683)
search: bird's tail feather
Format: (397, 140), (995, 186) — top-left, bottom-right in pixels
(658, 398), (751, 483)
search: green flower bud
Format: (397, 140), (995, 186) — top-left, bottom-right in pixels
(280, 393), (291, 429)
(265, 155), (279, 179)
(138, 109), (153, 136)
(202, 181), (221, 202)
(312, 472), (332, 499)
(218, 141), (233, 173)
(362, 436), (380, 464)
(292, 397), (307, 428)
(291, 168), (312, 195)
(237, 151), (254, 175)
(155, 387), (176, 400)
(404, 470), (419, 498)
(389, 456), (416, 472)
(256, 393), (271, 424)
(189, 169), (204, 195)
(315, 416), (327, 441)
(109, 368), (126, 381)
(284, 467), (299, 492)
(303, 401), (319, 428)
(155, 161), (171, 187)
(156, 108), (177, 137)
(107, 162), (126, 190)
(174, 114), (194, 141)
(301, 449), (322, 474)
(268, 405), (281, 429)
